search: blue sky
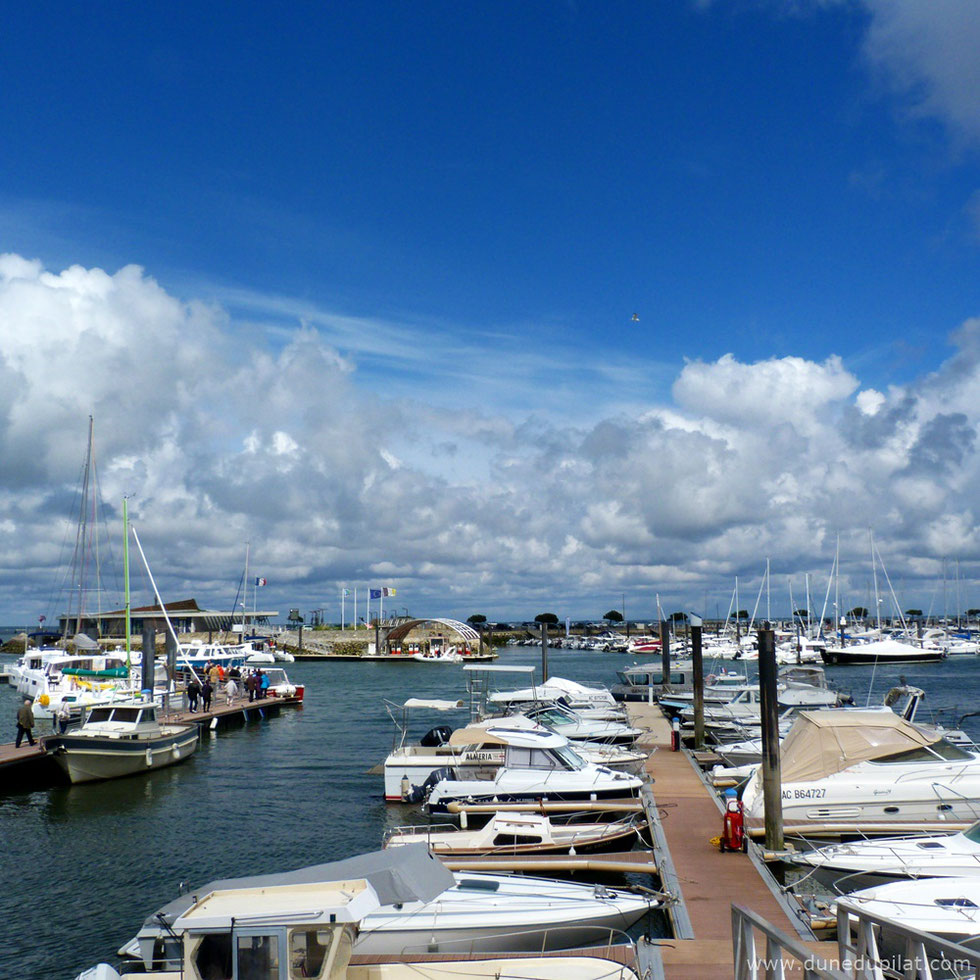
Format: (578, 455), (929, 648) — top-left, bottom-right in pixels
(0, 2), (978, 624)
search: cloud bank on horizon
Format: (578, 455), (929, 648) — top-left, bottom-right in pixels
(1, 253), (977, 623)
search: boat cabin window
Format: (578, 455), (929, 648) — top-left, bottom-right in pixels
(553, 744), (586, 769)
(87, 708), (114, 723)
(289, 929), (329, 979)
(193, 933), (233, 979)
(875, 740), (974, 764)
(963, 822), (980, 845)
(110, 707), (144, 724)
(493, 832), (543, 845)
(506, 747), (562, 770)
(237, 934), (279, 979)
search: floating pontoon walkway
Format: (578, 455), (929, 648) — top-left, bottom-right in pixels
(627, 702), (837, 979)
(0, 693), (302, 792)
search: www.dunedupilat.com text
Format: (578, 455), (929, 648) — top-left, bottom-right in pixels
(748, 953), (975, 975)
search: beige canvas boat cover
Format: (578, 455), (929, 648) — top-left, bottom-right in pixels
(448, 725), (512, 747)
(779, 710), (940, 784)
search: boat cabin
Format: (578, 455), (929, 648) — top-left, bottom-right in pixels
(143, 878), (380, 979)
(78, 703), (163, 737)
(449, 726), (586, 773)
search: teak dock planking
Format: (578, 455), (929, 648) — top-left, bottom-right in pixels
(626, 701), (838, 979)
(0, 693), (302, 789)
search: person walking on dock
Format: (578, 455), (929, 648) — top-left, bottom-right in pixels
(224, 677), (239, 705)
(246, 670), (257, 702)
(259, 670), (270, 700)
(186, 677), (201, 713)
(201, 678), (213, 713)
(55, 698), (72, 734)
(15, 698), (36, 748)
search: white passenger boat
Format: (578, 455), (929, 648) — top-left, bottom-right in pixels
(113, 845), (656, 968)
(383, 811), (643, 855)
(49, 701), (199, 783)
(423, 726), (644, 816)
(411, 650), (464, 663)
(741, 710), (980, 834)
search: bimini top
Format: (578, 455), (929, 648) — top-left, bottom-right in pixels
(778, 710), (948, 784)
(448, 723), (566, 750)
(142, 844), (453, 935)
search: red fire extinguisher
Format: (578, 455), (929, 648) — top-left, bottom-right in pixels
(720, 789), (746, 852)
(670, 718), (681, 751)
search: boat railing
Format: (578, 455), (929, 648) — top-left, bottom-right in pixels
(381, 822), (458, 846)
(391, 923), (641, 958)
(733, 900), (980, 979)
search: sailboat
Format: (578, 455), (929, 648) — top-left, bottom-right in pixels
(47, 499), (199, 783)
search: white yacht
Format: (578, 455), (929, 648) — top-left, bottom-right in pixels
(112, 846), (656, 968)
(50, 701), (199, 783)
(741, 709), (980, 834)
(423, 726), (644, 816)
(487, 676), (619, 713)
(820, 637), (945, 665)
(383, 711), (642, 803)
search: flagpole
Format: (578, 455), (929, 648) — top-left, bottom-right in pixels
(341, 589), (345, 631)
(354, 587), (358, 628)
(380, 589), (384, 624)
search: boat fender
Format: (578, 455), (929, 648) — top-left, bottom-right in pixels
(400, 775), (411, 801)
(171, 743), (180, 758)
(145, 748), (153, 767)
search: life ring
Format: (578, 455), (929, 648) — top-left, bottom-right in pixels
(39, 694), (50, 706)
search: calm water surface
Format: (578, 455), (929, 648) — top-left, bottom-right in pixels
(2, 646), (980, 978)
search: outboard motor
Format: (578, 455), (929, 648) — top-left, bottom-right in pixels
(406, 765), (457, 804)
(419, 725), (453, 747)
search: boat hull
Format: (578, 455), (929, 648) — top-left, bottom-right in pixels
(51, 726), (199, 783)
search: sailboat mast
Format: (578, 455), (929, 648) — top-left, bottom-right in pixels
(73, 416), (95, 636)
(123, 497), (131, 665)
(242, 541), (250, 639)
(870, 529), (881, 631)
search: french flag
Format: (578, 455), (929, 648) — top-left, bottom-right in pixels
(255, 577), (267, 587)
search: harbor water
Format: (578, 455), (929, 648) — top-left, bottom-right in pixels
(2, 643), (980, 977)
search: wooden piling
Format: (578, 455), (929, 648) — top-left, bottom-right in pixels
(757, 623), (784, 852)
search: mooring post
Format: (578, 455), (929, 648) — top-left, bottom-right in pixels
(164, 630), (178, 714)
(541, 623), (549, 682)
(691, 615), (705, 751)
(660, 619), (671, 688)
(140, 622), (155, 695)
(758, 622), (784, 851)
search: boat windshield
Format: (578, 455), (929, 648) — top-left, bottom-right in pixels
(874, 739), (974, 764)
(553, 744), (586, 770)
(962, 821), (980, 844)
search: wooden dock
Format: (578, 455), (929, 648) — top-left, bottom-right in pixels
(0, 693), (302, 792)
(626, 702), (838, 979)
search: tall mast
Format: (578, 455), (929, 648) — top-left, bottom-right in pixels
(870, 529), (881, 631)
(72, 415), (95, 636)
(242, 541), (250, 638)
(123, 497), (131, 666)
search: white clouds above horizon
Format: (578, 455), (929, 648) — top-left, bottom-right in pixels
(1, 253), (979, 622)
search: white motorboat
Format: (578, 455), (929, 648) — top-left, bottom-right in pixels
(519, 702), (643, 746)
(423, 726), (644, 816)
(251, 666), (305, 700)
(383, 811), (643, 855)
(113, 845), (656, 967)
(411, 650), (464, 663)
(741, 709), (980, 834)
(837, 876), (980, 952)
(382, 710), (643, 803)
(49, 701), (199, 783)
(487, 676), (619, 713)
(782, 820), (980, 892)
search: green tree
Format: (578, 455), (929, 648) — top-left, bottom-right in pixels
(849, 607), (869, 618)
(905, 609), (923, 618)
(669, 611), (688, 623)
(729, 610), (748, 621)
(603, 609), (623, 623)
(467, 614), (487, 626)
(534, 613), (559, 626)
(967, 609), (980, 618)
(793, 608), (808, 618)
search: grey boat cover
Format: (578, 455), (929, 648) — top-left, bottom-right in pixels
(141, 844), (453, 933)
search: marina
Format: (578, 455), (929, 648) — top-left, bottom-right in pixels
(4, 641), (980, 977)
